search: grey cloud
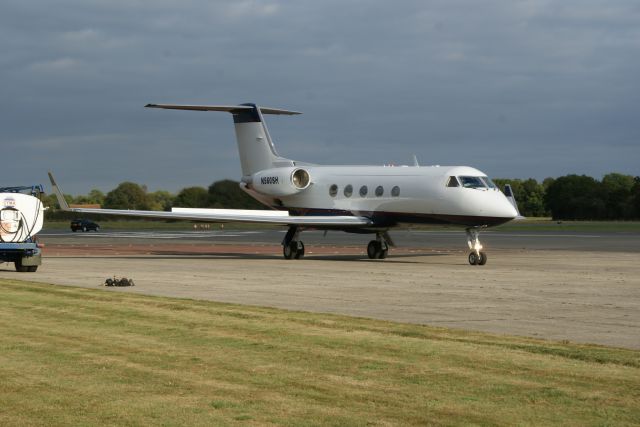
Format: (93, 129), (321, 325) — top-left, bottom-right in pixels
(1, 0), (638, 194)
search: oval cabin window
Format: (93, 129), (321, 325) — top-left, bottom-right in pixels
(344, 185), (353, 197)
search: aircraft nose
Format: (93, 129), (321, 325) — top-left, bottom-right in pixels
(500, 194), (519, 219)
(484, 191), (518, 219)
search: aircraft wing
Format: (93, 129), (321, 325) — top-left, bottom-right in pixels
(47, 173), (372, 227)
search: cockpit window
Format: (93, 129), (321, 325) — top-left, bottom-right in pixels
(446, 176), (460, 187)
(459, 176), (486, 189)
(480, 176), (497, 189)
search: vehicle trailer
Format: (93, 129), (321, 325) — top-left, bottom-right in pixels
(0, 185), (45, 272)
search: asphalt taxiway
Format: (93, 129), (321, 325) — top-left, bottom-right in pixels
(35, 227), (640, 252)
(2, 228), (639, 349)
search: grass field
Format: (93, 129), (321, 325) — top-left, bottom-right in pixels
(494, 219), (640, 232)
(1, 279), (639, 426)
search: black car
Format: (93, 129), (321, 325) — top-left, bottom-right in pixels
(70, 219), (100, 232)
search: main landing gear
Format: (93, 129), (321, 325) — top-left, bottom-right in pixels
(282, 226), (305, 259)
(466, 228), (487, 266)
(367, 232), (391, 259)
(282, 227), (394, 261)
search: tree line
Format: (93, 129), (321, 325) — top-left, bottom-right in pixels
(496, 173), (640, 219)
(44, 173), (640, 221)
(43, 180), (265, 221)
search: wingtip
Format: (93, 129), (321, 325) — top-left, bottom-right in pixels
(47, 172), (70, 211)
(47, 171), (56, 186)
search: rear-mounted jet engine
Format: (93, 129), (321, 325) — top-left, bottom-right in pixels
(251, 167), (311, 197)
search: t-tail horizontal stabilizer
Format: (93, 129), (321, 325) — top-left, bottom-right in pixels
(145, 103), (301, 176)
(144, 104), (302, 116)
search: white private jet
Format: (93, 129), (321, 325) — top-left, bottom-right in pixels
(49, 103), (521, 265)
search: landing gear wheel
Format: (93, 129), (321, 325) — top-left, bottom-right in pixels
(294, 242), (305, 259)
(283, 241), (304, 260)
(367, 240), (388, 259)
(478, 252), (487, 266)
(367, 241), (379, 259)
(27, 266), (38, 272)
(468, 252), (479, 266)
(283, 243), (295, 260)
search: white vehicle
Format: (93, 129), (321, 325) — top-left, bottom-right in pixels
(0, 185), (45, 272)
(49, 103), (520, 265)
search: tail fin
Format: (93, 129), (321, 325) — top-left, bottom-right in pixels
(145, 103), (301, 176)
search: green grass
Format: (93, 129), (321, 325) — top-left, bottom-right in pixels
(410, 219), (640, 232)
(1, 279), (639, 426)
(493, 218), (640, 232)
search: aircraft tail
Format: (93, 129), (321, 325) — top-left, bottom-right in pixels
(145, 103), (300, 177)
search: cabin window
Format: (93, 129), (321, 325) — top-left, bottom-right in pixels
(391, 186), (400, 197)
(329, 184), (338, 197)
(344, 184), (353, 197)
(359, 185), (368, 197)
(375, 186), (384, 197)
(446, 176), (460, 188)
(459, 176), (486, 189)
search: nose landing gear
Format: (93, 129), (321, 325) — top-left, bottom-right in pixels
(466, 228), (487, 266)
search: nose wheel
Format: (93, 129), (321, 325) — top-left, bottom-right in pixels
(468, 251), (487, 265)
(466, 228), (487, 266)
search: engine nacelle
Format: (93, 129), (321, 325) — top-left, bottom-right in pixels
(251, 167), (311, 197)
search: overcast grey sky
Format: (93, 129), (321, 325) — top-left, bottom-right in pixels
(2, 0), (639, 194)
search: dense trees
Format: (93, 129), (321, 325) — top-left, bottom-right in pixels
(544, 175), (605, 220)
(601, 174), (636, 219)
(104, 182), (150, 210)
(147, 190), (174, 211)
(173, 187), (210, 208)
(46, 179), (267, 213)
(493, 178), (546, 217)
(45, 173), (640, 220)
(497, 173), (640, 220)
(208, 180), (265, 210)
